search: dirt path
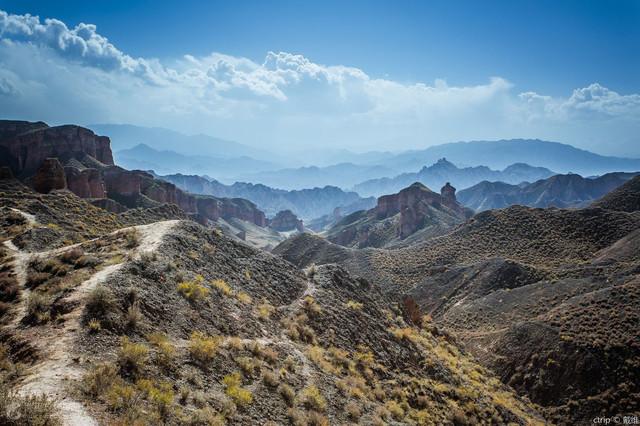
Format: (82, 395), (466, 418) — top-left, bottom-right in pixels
(7, 219), (180, 426)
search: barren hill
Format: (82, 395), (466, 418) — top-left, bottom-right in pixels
(0, 182), (543, 425)
(275, 195), (640, 423)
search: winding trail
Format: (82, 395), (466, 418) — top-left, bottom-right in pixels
(3, 215), (179, 426)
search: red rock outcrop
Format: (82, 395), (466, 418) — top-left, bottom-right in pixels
(32, 158), (67, 194)
(440, 182), (458, 209)
(197, 197), (267, 227)
(269, 210), (304, 232)
(0, 122), (113, 177)
(65, 167), (106, 198)
(0, 166), (14, 180)
(103, 168), (143, 198)
(0, 119), (270, 229)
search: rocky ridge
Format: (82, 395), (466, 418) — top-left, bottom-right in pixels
(326, 182), (473, 248)
(0, 120), (269, 232)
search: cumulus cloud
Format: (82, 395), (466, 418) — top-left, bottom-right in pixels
(0, 10), (166, 84)
(518, 83), (640, 121)
(0, 8), (638, 155)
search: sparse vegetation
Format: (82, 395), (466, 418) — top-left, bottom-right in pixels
(278, 383), (296, 406)
(188, 331), (220, 365)
(124, 228), (140, 248)
(236, 291), (252, 304)
(211, 279), (232, 296)
(85, 286), (115, 319)
(256, 299), (275, 320)
(117, 337), (149, 375)
(26, 292), (51, 323)
(177, 275), (210, 301)
(0, 380), (62, 426)
(345, 300), (364, 310)
(147, 333), (176, 368)
(223, 372), (253, 406)
(300, 385), (327, 412)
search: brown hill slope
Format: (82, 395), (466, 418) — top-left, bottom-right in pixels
(0, 196), (543, 424)
(592, 175), (640, 212)
(275, 202), (640, 424)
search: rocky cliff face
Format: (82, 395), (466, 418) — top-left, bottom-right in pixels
(0, 121), (113, 177)
(65, 166), (106, 198)
(268, 209), (304, 232)
(0, 120), (269, 230)
(32, 158), (67, 194)
(327, 182), (472, 248)
(375, 182), (467, 239)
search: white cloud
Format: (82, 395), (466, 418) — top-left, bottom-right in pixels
(0, 9), (638, 156)
(518, 83), (640, 121)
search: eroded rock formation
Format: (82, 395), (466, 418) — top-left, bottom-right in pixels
(269, 209), (304, 232)
(32, 158), (66, 194)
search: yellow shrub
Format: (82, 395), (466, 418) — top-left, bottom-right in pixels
(302, 296), (322, 317)
(385, 400), (405, 420)
(236, 291), (252, 304)
(300, 385), (327, 412)
(137, 380), (175, 417)
(236, 356), (260, 375)
(147, 333), (176, 367)
(256, 299), (275, 320)
(87, 319), (102, 332)
(223, 372), (253, 406)
(106, 383), (138, 411)
(345, 300), (363, 310)
(225, 336), (245, 351)
(211, 279), (232, 296)
(177, 275), (210, 301)
(307, 346), (340, 375)
(118, 337), (148, 374)
(188, 331), (220, 364)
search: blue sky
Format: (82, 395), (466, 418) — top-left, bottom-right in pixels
(0, 0), (639, 156)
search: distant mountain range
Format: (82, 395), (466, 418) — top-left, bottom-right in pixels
(353, 158), (555, 197)
(234, 162), (398, 190)
(114, 144), (278, 180)
(457, 172), (639, 211)
(158, 173), (375, 220)
(370, 139), (640, 176)
(88, 123), (273, 159)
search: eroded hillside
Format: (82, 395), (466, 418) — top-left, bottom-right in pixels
(0, 178), (543, 425)
(276, 198), (640, 424)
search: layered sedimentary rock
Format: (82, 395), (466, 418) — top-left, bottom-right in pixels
(32, 158), (67, 194)
(0, 122), (113, 177)
(0, 120), (273, 230)
(327, 182), (472, 248)
(65, 166), (106, 198)
(269, 209), (304, 232)
(196, 197), (267, 226)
